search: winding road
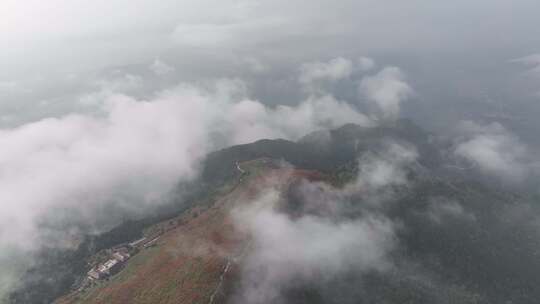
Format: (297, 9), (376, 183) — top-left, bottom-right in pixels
(207, 241), (251, 304)
(236, 161), (245, 174)
(208, 260), (232, 304)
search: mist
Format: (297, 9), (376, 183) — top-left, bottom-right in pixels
(0, 57), (414, 300)
(1, 1), (540, 303)
(228, 140), (420, 303)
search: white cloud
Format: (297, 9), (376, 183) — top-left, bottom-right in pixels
(511, 54), (540, 69)
(226, 94), (372, 144)
(149, 58), (175, 76)
(0, 90), (215, 297)
(359, 67), (413, 121)
(295, 57), (413, 123)
(232, 190), (396, 304)
(358, 56), (376, 72)
(0, 77), (375, 297)
(78, 73), (144, 106)
(510, 53), (540, 80)
(299, 57), (354, 85)
(97, 73), (144, 93)
(427, 197), (475, 224)
(338, 141), (418, 208)
(0, 93), (211, 246)
(243, 57), (268, 74)
(511, 53), (540, 96)
(229, 140), (422, 303)
(356, 142), (418, 189)
(454, 121), (529, 180)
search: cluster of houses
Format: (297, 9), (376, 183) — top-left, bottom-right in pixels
(72, 217), (189, 296)
(87, 249), (131, 280)
(86, 234), (163, 281)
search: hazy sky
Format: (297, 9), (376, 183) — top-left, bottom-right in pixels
(1, 0), (540, 133)
(1, 1), (540, 301)
(1, 0), (540, 73)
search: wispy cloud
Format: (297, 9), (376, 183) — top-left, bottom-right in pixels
(231, 190), (396, 304)
(149, 58), (175, 76)
(359, 67), (413, 121)
(0, 75), (376, 298)
(454, 121), (530, 181)
(230, 141), (418, 303)
(299, 57), (354, 85)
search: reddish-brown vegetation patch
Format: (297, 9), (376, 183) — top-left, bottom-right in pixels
(57, 166), (324, 304)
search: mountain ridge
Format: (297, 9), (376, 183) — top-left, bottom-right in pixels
(8, 121), (540, 304)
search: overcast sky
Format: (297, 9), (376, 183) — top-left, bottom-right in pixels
(1, 0), (540, 133)
(1, 0), (540, 73)
(1, 1), (540, 300)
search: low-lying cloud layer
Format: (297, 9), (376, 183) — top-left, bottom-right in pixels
(299, 57), (355, 86)
(359, 67), (413, 121)
(228, 129), (540, 303)
(453, 120), (531, 181)
(0, 90), (211, 297)
(231, 142), (418, 303)
(0, 58), (413, 299)
(232, 194), (396, 304)
(353, 142), (418, 190)
(0, 1), (539, 302)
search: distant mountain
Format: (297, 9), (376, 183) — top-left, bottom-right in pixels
(202, 119), (440, 185)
